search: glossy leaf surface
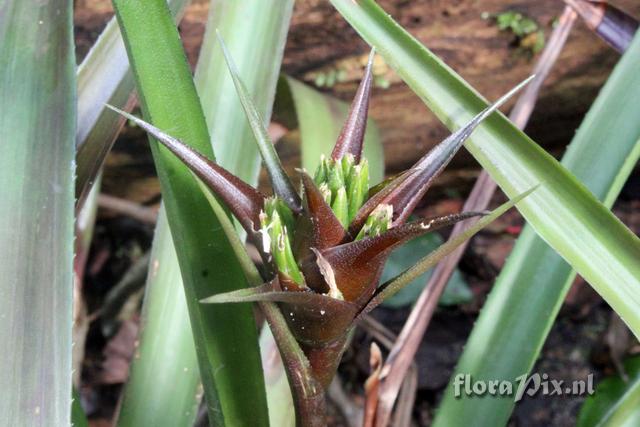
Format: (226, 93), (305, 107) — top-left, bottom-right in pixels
(435, 32), (640, 426)
(329, 0), (640, 337)
(110, 0), (270, 424)
(76, 0), (188, 207)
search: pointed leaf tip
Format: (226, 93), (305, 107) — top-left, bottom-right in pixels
(320, 211), (486, 306)
(363, 76), (534, 226)
(299, 171), (347, 250)
(358, 185), (537, 316)
(217, 34), (303, 212)
(106, 105), (266, 236)
(331, 48), (376, 163)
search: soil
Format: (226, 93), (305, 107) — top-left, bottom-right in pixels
(73, 1), (640, 426)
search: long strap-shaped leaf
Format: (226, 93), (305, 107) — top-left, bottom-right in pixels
(110, 0), (269, 425)
(435, 27), (640, 427)
(115, 2), (295, 426)
(372, 10), (579, 425)
(0, 0), (75, 425)
(218, 33), (302, 212)
(329, 0), (640, 338)
(349, 76), (532, 232)
(116, 209), (200, 426)
(76, 0), (189, 208)
(359, 187), (535, 316)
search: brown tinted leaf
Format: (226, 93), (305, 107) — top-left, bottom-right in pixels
(348, 169), (414, 236)
(565, 0), (639, 53)
(359, 187), (536, 316)
(296, 172), (348, 251)
(323, 212), (486, 306)
(377, 77), (533, 225)
(201, 279), (357, 347)
(106, 106), (265, 234)
(331, 49), (375, 163)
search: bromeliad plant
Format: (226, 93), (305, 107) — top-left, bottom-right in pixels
(109, 34), (533, 411)
(4, 0), (640, 425)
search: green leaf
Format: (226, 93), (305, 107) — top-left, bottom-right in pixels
(362, 187), (535, 314)
(116, 209), (200, 427)
(110, 0), (271, 424)
(329, 0), (640, 338)
(115, 1), (294, 426)
(218, 33), (301, 212)
(578, 357), (640, 427)
(72, 388), (89, 427)
(381, 232), (471, 308)
(435, 29), (640, 426)
(0, 1), (75, 425)
(103, 20), (199, 427)
(76, 0), (189, 207)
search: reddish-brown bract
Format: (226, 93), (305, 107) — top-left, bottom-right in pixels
(110, 61), (530, 396)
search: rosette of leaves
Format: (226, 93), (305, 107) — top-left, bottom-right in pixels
(109, 37), (533, 422)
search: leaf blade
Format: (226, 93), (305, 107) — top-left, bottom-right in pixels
(0, 0), (75, 424)
(116, 209), (201, 427)
(116, 1), (295, 426)
(577, 357), (640, 427)
(331, 49), (375, 163)
(278, 77), (385, 184)
(76, 0), (189, 207)
(329, 0), (640, 337)
(110, 0), (270, 424)
(218, 32), (302, 212)
(435, 30), (640, 425)
(361, 187), (535, 315)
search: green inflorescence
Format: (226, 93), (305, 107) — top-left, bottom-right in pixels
(259, 197), (305, 286)
(260, 153), (391, 287)
(355, 204), (392, 240)
(314, 154), (369, 227)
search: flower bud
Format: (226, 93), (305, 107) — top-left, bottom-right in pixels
(356, 203), (392, 240)
(261, 199), (305, 286)
(347, 159), (369, 222)
(331, 187), (349, 227)
(313, 153), (370, 226)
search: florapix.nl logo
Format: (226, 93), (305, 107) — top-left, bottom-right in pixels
(453, 373), (595, 402)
